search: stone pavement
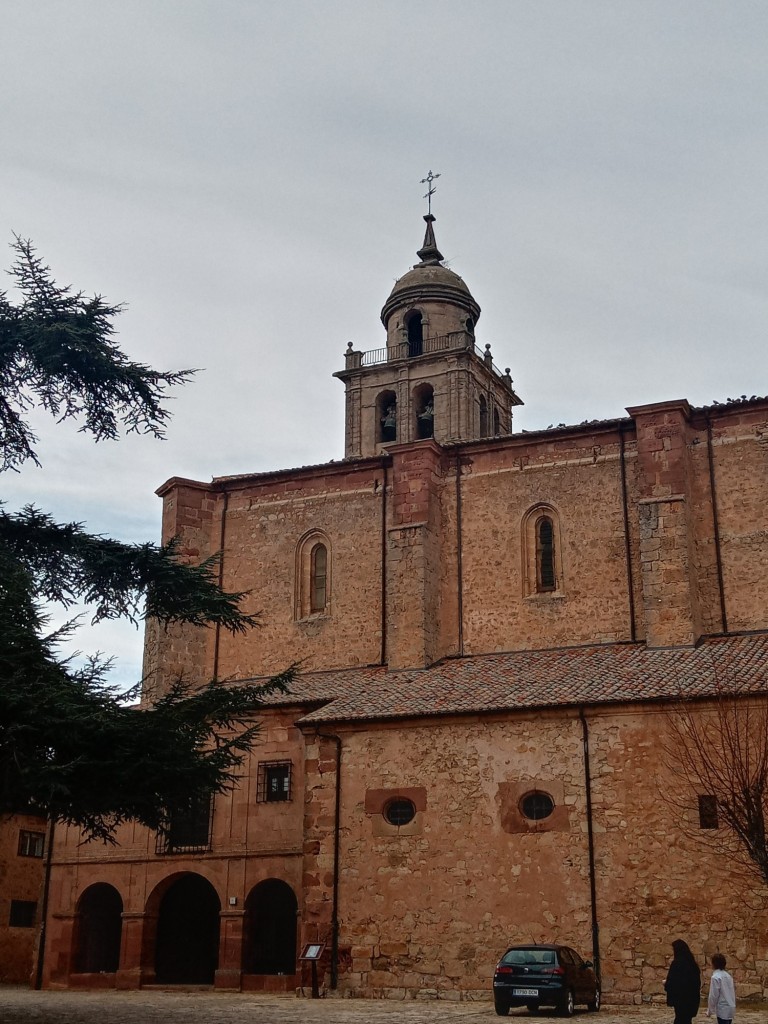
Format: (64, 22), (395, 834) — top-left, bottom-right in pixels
(0, 989), (766, 1024)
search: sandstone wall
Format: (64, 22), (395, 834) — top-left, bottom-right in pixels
(457, 431), (636, 652)
(303, 709), (768, 1003)
(0, 813), (47, 984)
(146, 401), (768, 690)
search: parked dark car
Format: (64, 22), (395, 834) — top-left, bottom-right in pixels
(493, 943), (600, 1016)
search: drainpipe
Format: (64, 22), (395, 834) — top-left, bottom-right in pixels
(705, 415), (728, 635)
(316, 731), (341, 989)
(619, 423), (637, 642)
(455, 454), (465, 657)
(212, 489), (229, 683)
(578, 709), (601, 983)
(379, 464), (388, 666)
(34, 817), (56, 990)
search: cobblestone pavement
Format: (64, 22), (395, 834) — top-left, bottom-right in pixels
(0, 989), (766, 1024)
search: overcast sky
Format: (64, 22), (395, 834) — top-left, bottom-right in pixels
(3, 1), (767, 687)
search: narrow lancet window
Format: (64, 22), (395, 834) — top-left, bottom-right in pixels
(537, 517), (556, 592)
(310, 543), (328, 613)
(479, 395), (488, 438)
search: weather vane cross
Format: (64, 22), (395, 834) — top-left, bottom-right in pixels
(420, 170), (441, 216)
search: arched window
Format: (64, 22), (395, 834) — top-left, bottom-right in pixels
(295, 531), (332, 619)
(414, 383), (434, 440)
(377, 390), (397, 444)
(310, 543), (327, 613)
(493, 406), (501, 436)
(522, 505), (563, 597)
(406, 311), (423, 357)
(537, 517), (556, 592)
(479, 395), (488, 438)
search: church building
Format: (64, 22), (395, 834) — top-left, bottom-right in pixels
(39, 211), (768, 1004)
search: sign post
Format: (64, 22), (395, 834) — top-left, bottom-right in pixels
(300, 942), (325, 999)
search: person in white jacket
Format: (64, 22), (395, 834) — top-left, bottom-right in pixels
(706, 953), (736, 1024)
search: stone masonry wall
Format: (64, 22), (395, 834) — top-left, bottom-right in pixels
(457, 430), (637, 653)
(142, 481), (219, 697)
(147, 400), (768, 690)
(704, 405), (768, 633)
(0, 813), (47, 984)
(306, 708), (768, 1003)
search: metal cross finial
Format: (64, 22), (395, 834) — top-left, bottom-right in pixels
(420, 170), (441, 215)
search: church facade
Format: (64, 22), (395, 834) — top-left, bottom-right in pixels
(40, 216), (768, 1004)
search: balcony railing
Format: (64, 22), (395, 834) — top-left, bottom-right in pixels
(342, 331), (511, 385)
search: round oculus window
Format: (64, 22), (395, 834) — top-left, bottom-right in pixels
(383, 798), (416, 827)
(520, 791), (555, 821)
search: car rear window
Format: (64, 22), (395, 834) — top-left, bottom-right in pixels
(502, 949), (556, 966)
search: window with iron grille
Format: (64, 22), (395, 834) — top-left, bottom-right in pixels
(520, 790), (555, 821)
(383, 797), (416, 826)
(156, 792), (213, 854)
(9, 900), (37, 928)
(258, 761), (292, 802)
(18, 830), (46, 858)
(698, 794), (719, 829)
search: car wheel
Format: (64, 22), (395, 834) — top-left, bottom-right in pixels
(587, 986), (601, 1012)
(494, 997), (510, 1016)
(559, 988), (575, 1017)
(526, 1002), (539, 1014)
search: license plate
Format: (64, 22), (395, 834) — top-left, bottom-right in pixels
(513, 988), (539, 997)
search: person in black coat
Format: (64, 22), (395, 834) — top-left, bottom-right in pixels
(665, 939), (702, 1024)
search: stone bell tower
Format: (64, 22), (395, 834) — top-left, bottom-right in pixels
(334, 214), (522, 459)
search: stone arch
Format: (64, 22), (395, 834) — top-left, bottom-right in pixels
(73, 883), (123, 974)
(149, 872), (221, 985)
(295, 529), (332, 619)
(243, 878), (298, 976)
(413, 382), (435, 440)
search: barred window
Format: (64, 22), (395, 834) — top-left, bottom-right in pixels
(258, 761), (292, 802)
(384, 798), (416, 826)
(156, 792), (213, 854)
(520, 790), (555, 821)
(9, 900), (36, 928)
(18, 830), (45, 858)
(698, 794), (718, 829)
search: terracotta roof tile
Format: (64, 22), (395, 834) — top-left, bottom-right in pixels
(249, 634), (768, 725)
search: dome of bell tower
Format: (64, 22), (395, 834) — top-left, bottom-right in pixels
(380, 215), (481, 340)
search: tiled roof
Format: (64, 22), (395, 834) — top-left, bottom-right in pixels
(249, 633), (768, 726)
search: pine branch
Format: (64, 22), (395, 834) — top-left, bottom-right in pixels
(0, 507), (259, 632)
(0, 236), (196, 470)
